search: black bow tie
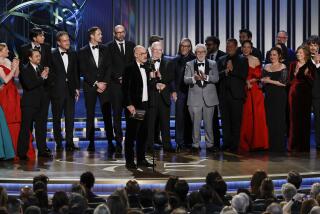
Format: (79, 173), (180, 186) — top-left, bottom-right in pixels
(92, 45), (99, 49)
(140, 64), (147, 69)
(153, 59), (160, 63)
(61, 51), (68, 56)
(34, 46), (41, 50)
(197, 63), (204, 67)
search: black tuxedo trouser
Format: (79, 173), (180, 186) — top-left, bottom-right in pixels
(146, 94), (171, 149)
(313, 98), (320, 146)
(18, 106), (47, 157)
(220, 90), (244, 151)
(175, 92), (193, 146)
(37, 90), (50, 147)
(124, 102), (148, 163)
(212, 105), (221, 148)
(51, 85), (75, 146)
(84, 88), (113, 147)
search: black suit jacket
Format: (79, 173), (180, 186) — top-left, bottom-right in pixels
(122, 62), (147, 108)
(218, 54), (249, 99)
(19, 63), (46, 107)
(105, 40), (135, 83)
(78, 44), (110, 89)
(313, 66), (320, 99)
(148, 58), (174, 106)
(51, 49), (79, 98)
(215, 50), (226, 61)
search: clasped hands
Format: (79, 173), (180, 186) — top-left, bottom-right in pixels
(96, 82), (107, 93)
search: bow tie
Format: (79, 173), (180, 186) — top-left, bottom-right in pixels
(140, 64), (147, 69)
(34, 46), (41, 50)
(197, 63), (204, 67)
(153, 59), (160, 63)
(92, 45), (99, 49)
(61, 51), (68, 56)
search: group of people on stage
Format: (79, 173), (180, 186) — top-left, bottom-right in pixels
(0, 25), (319, 167)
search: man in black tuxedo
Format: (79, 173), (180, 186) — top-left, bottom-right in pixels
(18, 49), (52, 159)
(78, 26), (111, 152)
(170, 38), (195, 151)
(307, 36), (320, 150)
(122, 45), (153, 169)
(51, 31), (80, 151)
(146, 41), (174, 152)
(205, 36), (226, 151)
(105, 25), (135, 153)
(237, 29), (263, 62)
(19, 28), (53, 153)
(218, 38), (248, 152)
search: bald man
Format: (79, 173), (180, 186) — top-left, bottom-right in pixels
(122, 45), (153, 169)
(105, 25), (135, 154)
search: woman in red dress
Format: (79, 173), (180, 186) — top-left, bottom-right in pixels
(0, 43), (35, 160)
(239, 40), (269, 152)
(288, 45), (316, 152)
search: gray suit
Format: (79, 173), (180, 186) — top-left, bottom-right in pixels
(184, 59), (219, 148)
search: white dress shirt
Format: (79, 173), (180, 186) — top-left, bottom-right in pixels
(137, 62), (148, 102)
(192, 60), (209, 84)
(90, 43), (99, 67)
(154, 60), (160, 71)
(32, 42), (41, 51)
(59, 47), (68, 73)
(312, 58), (320, 68)
(116, 40), (125, 55)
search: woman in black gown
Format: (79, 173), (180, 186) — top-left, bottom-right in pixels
(261, 47), (288, 152)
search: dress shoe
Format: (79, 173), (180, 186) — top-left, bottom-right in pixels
(125, 162), (137, 169)
(115, 144), (122, 154)
(137, 159), (155, 167)
(66, 145), (80, 152)
(38, 151), (53, 158)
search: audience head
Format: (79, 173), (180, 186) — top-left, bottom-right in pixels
(52, 191), (69, 213)
(6, 196), (22, 214)
(277, 30), (288, 44)
(0, 186), (8, 207)
(0, 43), (9, 58)
(29, 28), (45, 44)
(134, 45), (148, 64)
(178, 38), (193, 56)
(24, 206), (41, 214)
(220, 206), (238, 214)
(231, 193), (250, 213)
(205, 36), (221, 54)
(56, 31), (70, 50)
(239, 29), (253, 44)
(165, 176), (179, 192)
(310, 206), (320, 214)
(80, 171), (95, 190)
(33, 181), (48, 209)
(171, 207), (188, 214)
(174, 179), (189, 201)
(107, 194), (127, 214)
(33, 174), (49, 189)
(214, 178), (228, 199)
(68, 193), (88, 214)
(139, 189), (153, 208)
(269, 46), (283, 63)
(190, 203), (206, 214)
(127, 208), (144, 214)
(206, 171), (223, 188)
(19, 186), (33, 204)
(71, 183), (86, 197)
(188, 191), (204, 209)
(287, 170), (302, 189)
(226, 38), (238, 56)
(281, 183), (297, 202)
(88, 26), (102, 43)
(296, 45), (311, 62)
(153, 191), (168, 211)
(151, 41), (163, 60)
(306, 35), (320, 55)
(259, 178), (275, 199)
(113, 25), (126, 41)
(199, 184), (213, 204)
(93, 204), (110, 214)
(311, 183), (320, 199)
(148, 35), (164, 47)
(301, 199), (318, 214)
(125, 180), (140, 195)
(265, 202), (283, 214)
(194, 43), (207, 62)
(250, 170), (268, 197)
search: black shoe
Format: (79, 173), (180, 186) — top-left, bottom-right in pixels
(38, 151), (53, 158)
(125, 162), (137, 169)
(115, 145), (122, 154)
(207, 147), (219, 153)
(87, 146), (95, 152)
(66, 145), (80, 152)
(137, 160), (155, 167)
(56, 144), (63, 152)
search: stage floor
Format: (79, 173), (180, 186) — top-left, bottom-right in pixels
(1, 145), (320, 184)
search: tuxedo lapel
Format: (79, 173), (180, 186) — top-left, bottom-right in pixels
(85, 45), (98, 68)
(98, 46), (103, 68)
(55, 50), (66, 73)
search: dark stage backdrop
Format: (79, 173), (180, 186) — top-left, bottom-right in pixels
(1, 0), (320, 56)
